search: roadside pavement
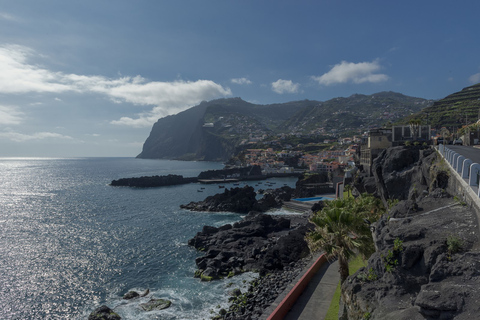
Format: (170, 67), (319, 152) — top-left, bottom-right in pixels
(283, 259), (339, 320)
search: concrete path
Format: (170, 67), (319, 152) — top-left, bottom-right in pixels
(283, 260), (339, 320)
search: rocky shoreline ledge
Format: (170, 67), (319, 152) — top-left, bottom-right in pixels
(109, 165), (290, 188)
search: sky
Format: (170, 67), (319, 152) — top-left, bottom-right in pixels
(1, 1), (480, 157)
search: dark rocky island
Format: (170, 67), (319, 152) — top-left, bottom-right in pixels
(109, 166), (265, 188)
(110, 174), (196, 187)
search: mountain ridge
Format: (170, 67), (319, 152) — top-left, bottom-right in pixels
(137, 92), (432, 161)
(401, 83), (480, 129)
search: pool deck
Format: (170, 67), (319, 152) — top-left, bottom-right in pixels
(292, 196), (335, 202)
(292, 194), (336, 202)
(282, 194), (336, 213)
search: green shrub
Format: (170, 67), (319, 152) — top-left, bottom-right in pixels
(447, 234), (463, 256)
(382, 238), (403, 272)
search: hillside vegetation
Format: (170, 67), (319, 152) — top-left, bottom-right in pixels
(402, 83), (480, 129)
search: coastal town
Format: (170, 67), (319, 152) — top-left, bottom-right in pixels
(227, 119), (480, 179)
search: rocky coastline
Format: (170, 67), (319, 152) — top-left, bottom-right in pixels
(92, 171), (326, 319)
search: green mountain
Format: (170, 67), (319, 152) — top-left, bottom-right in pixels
(402, 83), (480, 129)
(137, 93), (431, 161)
(280, 92), (431, 136)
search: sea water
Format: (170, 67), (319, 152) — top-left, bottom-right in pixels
(0, 157), (297, 319)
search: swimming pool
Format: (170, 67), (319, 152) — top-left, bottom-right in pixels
(292, 196), (334, 202)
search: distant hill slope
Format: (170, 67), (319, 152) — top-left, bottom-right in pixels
(280, 91), (431, 135)
(401, 83), (480, 129)
(137, 93), (431, 161)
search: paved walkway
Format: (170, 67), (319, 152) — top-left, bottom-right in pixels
(283, 260), (339, 320)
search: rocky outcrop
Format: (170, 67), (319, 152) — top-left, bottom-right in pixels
(139, 299), (172, 311)
(181, 185), (294, 213)
(122, 289), (149, 300)
(354, 146), (443, 207)
(181, 186), (259, 213)
(343, 146), (480, 319)
(88, 305), (121, 320)
(188, 212), (313, 280)
(342, 194), (478, 320)
(110, 174), (196, 187)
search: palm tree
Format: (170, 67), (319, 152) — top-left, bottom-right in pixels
(307, 198), (376, 284)
(344, 183), (352, 199)
(351, 193), (384, 222)
(409, 119), (422, 141)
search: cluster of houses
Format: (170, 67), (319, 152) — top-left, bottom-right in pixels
(241, 146), (357, 175)
(230, 119), (480, 180)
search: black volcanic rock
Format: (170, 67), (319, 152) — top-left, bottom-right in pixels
(110, 174), (196, 187)
(341, 195), (478, 320)
(367, 146), (436, 207)
(181, 186), (259, 213)
(188, 212), (313, 280)
(343, 146), (480, 320)
(88, 305), (121, 320)
(180, 185), (294, 213)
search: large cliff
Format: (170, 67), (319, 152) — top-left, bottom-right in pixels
(345, 146), (480, 319)
(137, 94), (430, 161)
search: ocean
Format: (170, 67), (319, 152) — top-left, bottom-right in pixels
(0, 157), (297, 319)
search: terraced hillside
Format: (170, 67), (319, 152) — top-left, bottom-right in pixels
(402, 83), (480, 129)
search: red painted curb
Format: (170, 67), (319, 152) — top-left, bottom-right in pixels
(266, 253), (329, 320)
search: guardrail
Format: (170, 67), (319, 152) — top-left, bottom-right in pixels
(437, 144), (480, 196)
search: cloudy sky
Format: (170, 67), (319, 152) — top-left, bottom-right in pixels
(1, 1), (479, 157)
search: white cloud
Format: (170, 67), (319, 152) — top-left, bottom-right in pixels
(0, 12), (19, 22)
(469, 73), (480, 84)
(271, 79), (300, 94)
(108, 80), (231, 127)
(312, 60), (389, 85)
(0, 131), (73, 142)
(231, 77), (252, 85)
(0, 105), (24, 125)
(0, 44), (232, 127)
(0, 45), (73, 93)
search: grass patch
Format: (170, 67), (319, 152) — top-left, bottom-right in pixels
(324, 255), (367, 320)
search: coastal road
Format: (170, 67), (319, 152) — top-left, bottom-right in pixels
(448, 145), (480, 164)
